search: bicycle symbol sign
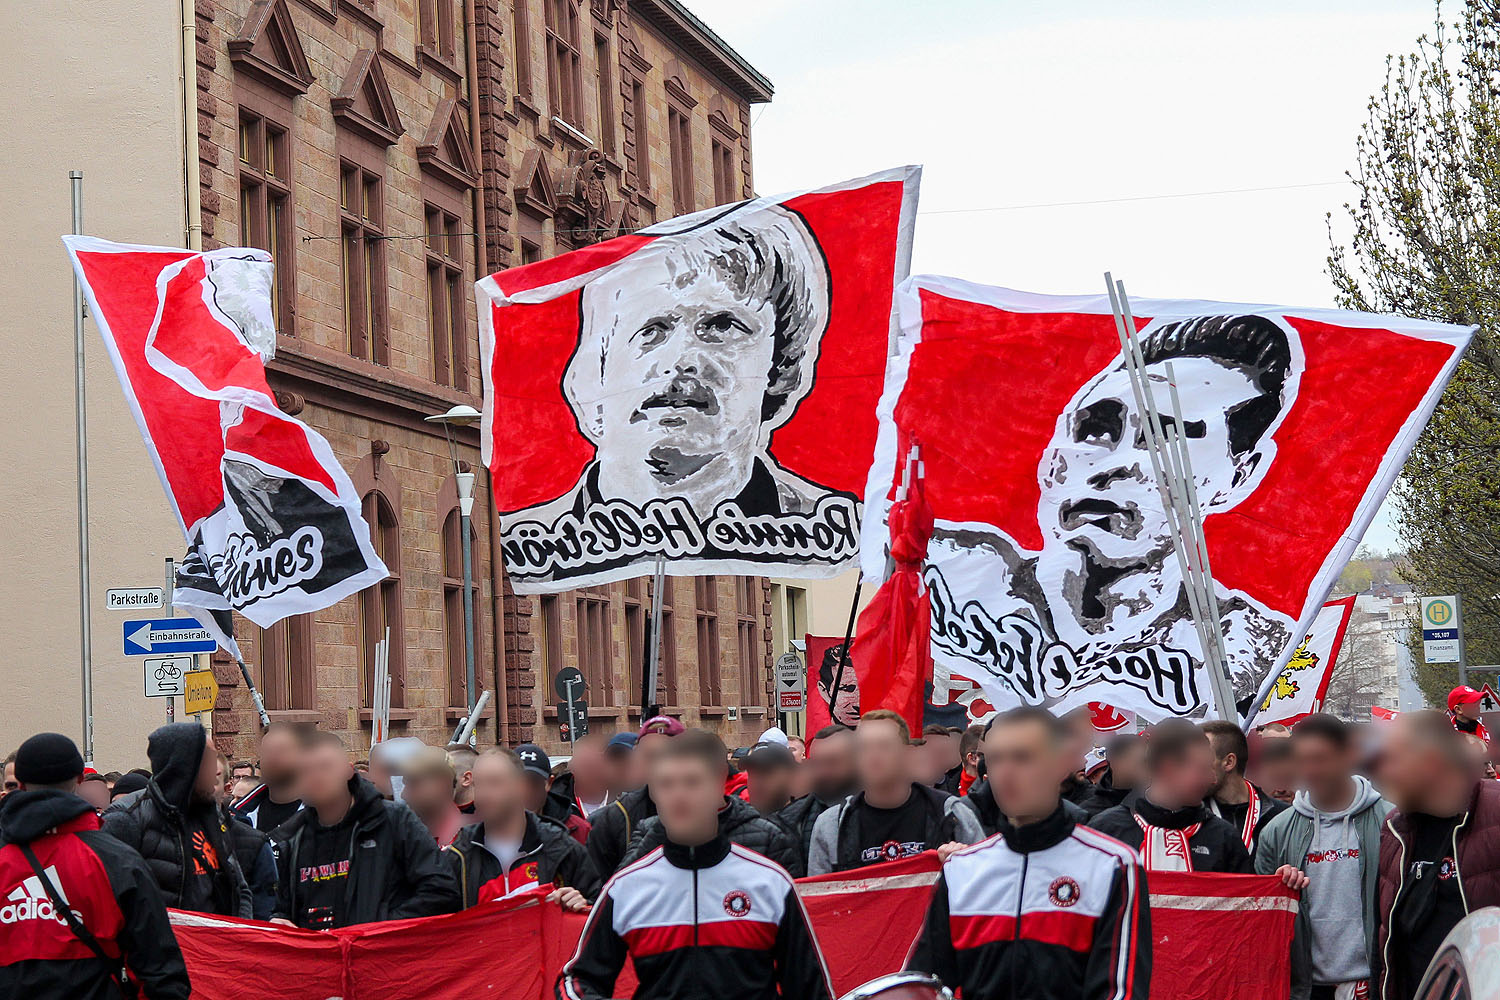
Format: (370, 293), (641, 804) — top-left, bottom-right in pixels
(144, 655), (192, 698)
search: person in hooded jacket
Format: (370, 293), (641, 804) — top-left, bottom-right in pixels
(102, 722), (252, 917)
(270, 730), (459, 929)
(1087, 719), (1252, 874)
(774, 724), (856, 859)
(517, 744), (591, 845)
(0, 733), (191, 1000)
(1254, 714), (1391, 1000)
(444, 748), (601, 908)
(586, 717), (682, 876)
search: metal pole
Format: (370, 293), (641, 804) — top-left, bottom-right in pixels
(644, 555), (665, 714)
(71, 171), (95, 765)
(1457, 594), (1469, 686)
(566, 677), (580, 748)
(458, 471), (478, 714)
(164, 558), (175, 724)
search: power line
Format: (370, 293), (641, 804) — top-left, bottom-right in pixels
(918, 180), (1350, 216)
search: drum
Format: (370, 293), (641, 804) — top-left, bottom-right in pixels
(836, 972), (955, 1000)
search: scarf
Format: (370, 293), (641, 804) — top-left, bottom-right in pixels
(1132, 812), (1201, 872)
(1207, 778), (1261, 851)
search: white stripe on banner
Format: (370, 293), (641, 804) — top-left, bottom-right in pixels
(167, 911), (248, 929)
(796, 871), (941, 897)
(1149, 893), (1299, 914)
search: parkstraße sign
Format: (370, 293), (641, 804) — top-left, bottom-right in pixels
(107, 587), (164, 611)
(1421, 595), (1462, 663)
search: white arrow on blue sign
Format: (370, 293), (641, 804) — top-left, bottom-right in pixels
(123, 618), (217, 656)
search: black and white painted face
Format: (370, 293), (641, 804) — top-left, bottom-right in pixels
(591, 254), (778, 487)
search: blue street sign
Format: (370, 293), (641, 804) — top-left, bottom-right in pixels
(123, 617), (216, 656)
(1423, 628), (1459, 642)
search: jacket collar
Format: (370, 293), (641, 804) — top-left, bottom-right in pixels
(1136, 794), (1208, 830)
(996, 801), (1075, 853)
(663, 832), (732, 870)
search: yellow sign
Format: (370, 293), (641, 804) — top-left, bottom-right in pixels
(183, 670), (219, 715)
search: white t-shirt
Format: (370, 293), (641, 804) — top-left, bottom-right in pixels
(481, 835), (523, 873)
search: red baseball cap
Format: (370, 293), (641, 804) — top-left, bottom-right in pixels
(1448, 686), (1484, 712)
(638, 715), (685, 738)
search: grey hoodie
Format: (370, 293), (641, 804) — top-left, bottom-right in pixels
(1255, 775), (1392, 999)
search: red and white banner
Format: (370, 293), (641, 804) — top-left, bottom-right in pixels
(477, 167), (920, 593)
(1256, 595), (1357, 727)
(169, 857), (1295, 1000)
(863, 276), (1473, 722)
(63, 238), (387, 652)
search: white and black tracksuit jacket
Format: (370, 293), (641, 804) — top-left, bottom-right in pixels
(910, 803), (1151, 1000)
(557, 833), (834, 1000)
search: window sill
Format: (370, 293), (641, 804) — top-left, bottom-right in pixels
(699, 706), (728, 718)
(417, 44), (462, 86)
(513, 94), (542, 121)
(444, 702), (495, 723)
(266, 710), (322, 725)
(627, 705), (683, 718)
(358, 708), (418, 723)
(738, 707), (767, 718)
(543, 705), (628, 720)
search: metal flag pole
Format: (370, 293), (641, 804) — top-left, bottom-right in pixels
(71, 170), (96, 764)
(643, 555), (665, 716)
(163, 559), (176, 724)
(457, 470), (478, 717)
(236, 658), (271, 730)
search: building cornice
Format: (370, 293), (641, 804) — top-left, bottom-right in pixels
(627, 0), (773, 103)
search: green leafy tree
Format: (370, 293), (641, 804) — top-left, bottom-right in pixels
(1328, 0), (1500, 707)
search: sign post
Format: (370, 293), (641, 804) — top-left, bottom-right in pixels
(554, 666), (588, 745)
(1421, 595), (1466, 684)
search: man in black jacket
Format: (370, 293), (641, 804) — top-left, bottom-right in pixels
(1088, 719), (1252, 873)
(586, 716), (682, 877)
(102, 723), (251, 917)
(444, 748), (600, 908)
(0, 732), (190, 1000)
(213, 750), (278, 920)
(270, 731), (459, 929)
(1201, 720), (1287, 856)
(558, 730), (833, 1000)
(1078, 733), (1144, 820)
(908, 708), (1150, 1000)
(774, 724), (855, 859)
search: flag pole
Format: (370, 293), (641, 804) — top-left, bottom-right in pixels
(71, 170), (95, 766)
(642, 555), (665, 717)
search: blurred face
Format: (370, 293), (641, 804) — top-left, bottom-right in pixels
(258, 728), (301, 785)
(1292, 734), (1352, 805)
(522, 773), (549, 814)
(3, 761), (17, 799)
(1256, 754), (1298, 803)
(1108, 742), (1145, 789)
(652, 753), (725, 844)
(856, 718), (910, 790)
(77, 779), (110, 811)
(231, 775), (260, 801)
(299, 744), (354, 808)
(192, 744), (221, 803)
(604, 750), (630, 791)
(747, 765), (794, 812)
(1453, 699), (1480, 723)
(1152, 741), (1217, 808)
(808, 731), (856, 801)
(916, 739), (952, 784)
(213, 758), (229, 804)
(471, 755), (525, 827)
(633, 733), (670, 788)
(986, 719), (1070, 821)
(787, 737), (806, 763)
(402, 771), (456, 816)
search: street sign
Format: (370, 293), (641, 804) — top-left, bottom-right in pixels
(1479, 683), (1500, 714)
(122, 617), (216, 656)
(107, 587), (164, 612)
(774, 652), (806, 712)
(183, 670), (219, 714)
(554, 666), (586, 700)
(144, 655), (191, 698)
(557, 699), (589, 740)
(1421, 596), (1463, 664)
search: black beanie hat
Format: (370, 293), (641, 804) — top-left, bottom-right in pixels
(14, 732), (85, 785)
(110, 772), (150, 799)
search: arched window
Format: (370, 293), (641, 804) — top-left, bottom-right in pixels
(360, 490), (404, 708)
(258, 613), (313, 712)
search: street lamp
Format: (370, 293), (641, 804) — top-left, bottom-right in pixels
(425, 404), (482, 720)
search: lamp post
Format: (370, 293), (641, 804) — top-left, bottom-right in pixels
(425, 404), (482, 720)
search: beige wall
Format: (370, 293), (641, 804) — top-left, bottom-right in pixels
(0, 4), (190, 767)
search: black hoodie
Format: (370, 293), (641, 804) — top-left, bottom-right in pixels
(102, 723), (251, 917)
(272, 774), (460, 928)
(1, 789), (191, 1000)
(621, 794), (805, 876)
(1087, 794), (1253, 873)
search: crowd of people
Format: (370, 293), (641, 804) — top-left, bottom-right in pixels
(1, 685), (1497, 1000)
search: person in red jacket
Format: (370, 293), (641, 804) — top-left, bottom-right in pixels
(1447, 686), (1492, 744)
(1373, 710), (1500, 1000)
(0, 733), (190, 1000)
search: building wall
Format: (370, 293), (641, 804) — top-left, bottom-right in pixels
(0, 3), (192, 768)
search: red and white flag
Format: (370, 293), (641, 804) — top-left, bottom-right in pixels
(1255, 595), (1357, 726)
(864, 277), (1473, 722)
(477, 167), (920, 593)
(63, 237), (388, 654)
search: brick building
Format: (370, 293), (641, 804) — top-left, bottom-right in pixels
(191, 0), (776, 757)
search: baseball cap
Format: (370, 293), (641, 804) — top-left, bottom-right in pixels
(515, 743), (552, 778)
(1083, 746), (1109, 778)
(1449, 686), (1484, 712)
(744, 742), (795, 771)
(606, 732), (638, 755)
(757, 726), (790, 747)
(638, 716), (685, 738)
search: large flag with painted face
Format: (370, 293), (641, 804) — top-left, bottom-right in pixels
(477, 166), (920, 593)
(862, 276), (1472, 722)
(63, 237), (388, 655)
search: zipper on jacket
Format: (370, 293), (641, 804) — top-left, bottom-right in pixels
(691, 849), (700, 948)
(1381, 818), (1407, 1000)
(1450, 810), (1472, 912)
(1014, 853), (1028, 941)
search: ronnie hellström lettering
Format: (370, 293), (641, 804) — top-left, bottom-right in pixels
(501, 494), (860, 578)
(924, 566), (1203, 714)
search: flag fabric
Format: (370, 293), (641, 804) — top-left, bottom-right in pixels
(1256, 596), (1357, 726)
(63, 237), (387, 654)
(851, 455), (935, 734)
(169, 859), (1297, 1000)
(863, 276), (1474, 722)
(806, 631), (1001, 732)
(476, 167), (920, 593)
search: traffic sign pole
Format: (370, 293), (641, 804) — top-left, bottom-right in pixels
(1457, 594), (1469, 687)
(164, 559), (174, 723)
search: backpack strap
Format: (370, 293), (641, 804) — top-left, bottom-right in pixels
(18, 843), (114, 965)
(615, 799), (631, 842)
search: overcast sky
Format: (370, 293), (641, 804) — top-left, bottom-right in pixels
(685, 0), (1441, 552)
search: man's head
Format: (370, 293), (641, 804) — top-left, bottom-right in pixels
(918, 724), (961, 783)
(806, 724), (856, 801)
(1103, 733), (1145, 790)
(471, 749), (527, 828)
(569, 209), (831, 507)
(786, 735), (806, 762)
(984, 707), (1073, 821)
(1201, 720), (1249, 796)
(568, 733), (609, 793)
(514, 743), (553, 814)
(743, 741), (797, 814)
(257, 723), (303, 786)
(3, 751), (19, 799)
(1251, 736), (1297, 803)
(1448, 685), (1484, 723)
(297, 731), (353, 810)
(1038, 314), (1293, 630)
(1144, 719), (1217, 809)
(230, 760), (257, 782)
(817, 643), (860, 727)
(1377, 710), (1477, 814)
(213, 751), (233, 804)
(650, 729), (729, 846)
(1290, 714), (1355, 806)
(855, 710), (912, 793)
(401, 746), (457, 817)
(958, 724), (986, 778)
(12, 733), (85, 793)
(447, 745), (477, 807)
(78, 773), (110, 810)
(604, 732), (637, 791)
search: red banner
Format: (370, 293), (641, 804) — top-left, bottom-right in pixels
(170, 858), (1294, 1000)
